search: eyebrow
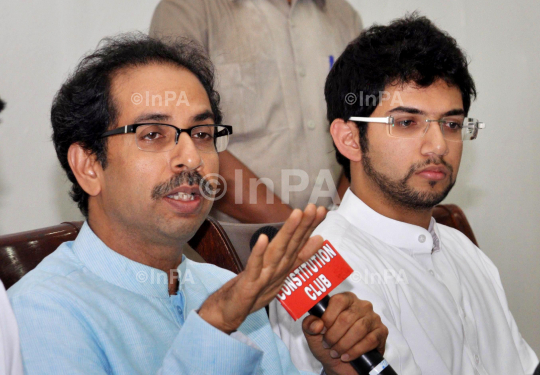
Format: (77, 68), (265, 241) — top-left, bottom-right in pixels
(133, 113), (171, 124)
(131, 109), (215, 125)
(190, 110), (215, 123)
(388, 106), (465, 117)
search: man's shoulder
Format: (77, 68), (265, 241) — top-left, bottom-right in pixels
(435, 222), (501, 271)
(8, 241), (84, 299)
(313, 210), (351, 238)
(435, 222), (480, 251)
(313, 211), (374, 252)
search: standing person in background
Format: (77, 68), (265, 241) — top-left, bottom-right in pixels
(150, 0), (361, 223)
(0, 98), (23, 375)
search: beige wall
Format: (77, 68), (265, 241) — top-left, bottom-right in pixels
(0, 0), (538, 355)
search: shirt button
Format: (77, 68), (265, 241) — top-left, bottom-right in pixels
(307, 120), (315, 130)
(298, 66), (306, 77)
(474, 354), (480, 364)
(418, 234), (426, 243)
(429, 270), (435, 276)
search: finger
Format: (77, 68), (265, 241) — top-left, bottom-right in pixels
(291, 234), (324, 270)
(262, 209), (303, 265)
(320, 292), (357, 329)
(323, 307), (372, 351)
(302, 315), (326, 335)
(280, 204), (318, 263)
(302, 316), (333, 363)
(244, 233), (269, 281)
(340, 328), (388, 362)
(258, 235), (324, 303)
(297, 206), (327, 250)
(325, 314), (373, 356)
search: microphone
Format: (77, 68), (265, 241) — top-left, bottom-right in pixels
(250, 225), (279, 251)
(251, 227), (396, 375)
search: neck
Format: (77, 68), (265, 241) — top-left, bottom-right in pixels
(87, 214), (184, 296)
(350, 181), (433, 229)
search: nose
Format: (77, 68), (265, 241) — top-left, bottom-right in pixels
(421, 121), (449, 157)
(169, 132), (203, 172)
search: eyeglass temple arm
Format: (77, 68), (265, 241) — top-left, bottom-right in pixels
(349, 116), (392, 124)
(101, 125), (136, 138)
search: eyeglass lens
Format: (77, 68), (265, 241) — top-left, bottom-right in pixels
(135, 124), (229, 153)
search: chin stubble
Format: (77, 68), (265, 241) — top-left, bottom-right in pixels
(362, 153), (455, 211)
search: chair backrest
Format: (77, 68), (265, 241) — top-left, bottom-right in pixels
(0, 217), (242, 290)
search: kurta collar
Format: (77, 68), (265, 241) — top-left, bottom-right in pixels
(73, 222), (185, 299)
(337, 189), (438, 255)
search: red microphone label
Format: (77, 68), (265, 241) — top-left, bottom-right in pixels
(277, 240), (353, 320)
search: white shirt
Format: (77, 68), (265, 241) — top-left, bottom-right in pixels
(270, 189), (539, 375)
(0, 281), (22, 375)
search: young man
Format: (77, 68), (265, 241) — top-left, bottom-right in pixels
(270, 15), (539, 374)
(8, 35), (387, 374)
(0, 98), (23, 375)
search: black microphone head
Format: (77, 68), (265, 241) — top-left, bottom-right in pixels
(249, 226), (279, 251)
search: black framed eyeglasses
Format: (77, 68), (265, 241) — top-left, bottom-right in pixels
(101, 123), (233, 153)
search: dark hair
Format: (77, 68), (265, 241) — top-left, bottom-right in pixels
(325, 13), (477, 181)
(0, 98), (5, 114)
(51, 33), (221, 217)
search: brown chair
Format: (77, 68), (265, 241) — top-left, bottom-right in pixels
(0, 217), (243, 290)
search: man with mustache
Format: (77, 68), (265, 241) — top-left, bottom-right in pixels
(7, 35), (387, 374)
(270, 15), (539, 374)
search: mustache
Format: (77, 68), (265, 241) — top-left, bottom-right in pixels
(151, 170), (215, 200)
(403, 157), (454, 182)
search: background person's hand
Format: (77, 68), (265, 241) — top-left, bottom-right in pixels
(302, 292), (388, 375)
(199, 204), (326, 333)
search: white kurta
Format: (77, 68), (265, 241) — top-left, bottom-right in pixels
(0, 281), (22, 375)
(270, 189), (539, 375)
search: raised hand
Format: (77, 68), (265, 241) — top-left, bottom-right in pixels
(198, 204), (327, 333)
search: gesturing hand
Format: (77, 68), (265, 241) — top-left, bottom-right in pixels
(199, 204), (326, 333)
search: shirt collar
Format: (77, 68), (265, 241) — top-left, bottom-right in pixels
(73, 222), (183, 299)
(336, 189), (437, 255)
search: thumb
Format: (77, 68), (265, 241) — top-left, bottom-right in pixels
(303, 315), (326, 336)
(302, 315), (329, 359)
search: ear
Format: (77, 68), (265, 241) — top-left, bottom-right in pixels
(67, 143), (103, 197)
(330, 119), (362, 162)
